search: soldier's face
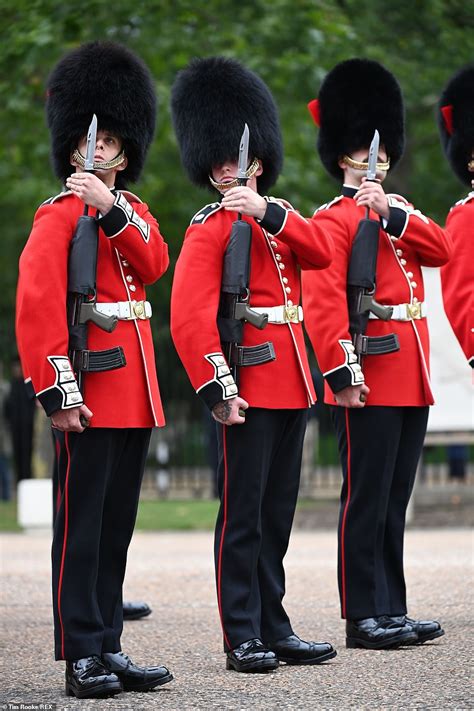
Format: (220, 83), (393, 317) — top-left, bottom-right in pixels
(71, 130), (127, 187)
(211, 159), (262, 193)
(212, 159), (239, 189)
(340, 146), (389, 185)
(76, 130), (123, 165)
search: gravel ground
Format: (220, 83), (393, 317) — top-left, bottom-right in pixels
(0, 529), (472, 711)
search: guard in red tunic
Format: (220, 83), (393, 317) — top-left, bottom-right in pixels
(303, 59), (452, 650)
(170, 57), (336, 672)
(438, 64), (474, 369)
(16, 42), (173, 698)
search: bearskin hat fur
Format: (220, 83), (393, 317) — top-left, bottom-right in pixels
(171, 56), (283, 194)
(314, 58), (405, 182)
(438, 64), (474, 186)
(46, 41), (157, 187)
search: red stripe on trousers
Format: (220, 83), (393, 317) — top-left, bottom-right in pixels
(216, 425), (232, 650)
(340, 408), (352, 619)
(57, 431), (71, 659)
(55, 435), (61, 514)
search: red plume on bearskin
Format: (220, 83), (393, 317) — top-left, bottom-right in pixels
(438, 64), (474, 187)
(313, 58), (405, 182)
(171, 56), (283, 195)
(46, 41), (157, 188)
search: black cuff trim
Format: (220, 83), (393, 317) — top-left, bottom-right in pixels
(37, 356), (83, 415)
(37, 388), (63, 416)
(258, 202), (286, 234)
(198, 381), (230, 410)
(98, 201), (128, 237)
(24, 379), (36, 400)
(384, 206), (408, 238)
(37, 387), (82, 416)
(98, 192), (150, 242)
(325, 366), (356, 394)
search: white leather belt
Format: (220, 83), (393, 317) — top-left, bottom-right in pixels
(369, 301), (427, 321)
(251, 304), (303, 324)
(95, 300), (152, 320)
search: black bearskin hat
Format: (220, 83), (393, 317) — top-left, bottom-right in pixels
(438, 64), (474, 186)
(309, 58), (405, 182)
(171, 56), (283, 194)
(46, 41), (157, 187)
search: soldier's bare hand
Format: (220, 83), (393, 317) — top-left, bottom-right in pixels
(51, 404), (93, 433)
(355, 178), (389, 219)
(212, 396), (249, 425)
(334, 383), (370, 408)
(221, 187), (267, 220)
(66, 172), (115, 215)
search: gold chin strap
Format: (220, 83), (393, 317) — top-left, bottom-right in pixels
(71, 149), (126, 171)
(209, 157), (260, 191)
(342, 155), (391, 172)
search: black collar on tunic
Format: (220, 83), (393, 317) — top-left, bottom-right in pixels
(342, 184), (358, 198)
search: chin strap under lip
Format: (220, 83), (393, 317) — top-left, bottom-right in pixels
(209, 157), (260, 191)
(71, 148), (126, 171)
(342, 155), (390, 172)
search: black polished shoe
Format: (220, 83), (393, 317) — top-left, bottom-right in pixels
(346, 616), (418, 650)
(65, 656), (122, 698)
(102, 652), (173, 692)
(122, 601), (152, 621)
(268, 634), (337, 665)
(388, 615), (445, 644)
(226, 638), (279, 673)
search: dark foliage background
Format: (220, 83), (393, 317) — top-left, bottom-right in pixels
(1, 0), (472, 416)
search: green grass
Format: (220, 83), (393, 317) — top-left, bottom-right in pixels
(135, 499), (219, 531)
(0, 501), (22, 532)
(0, 498), (334, 533)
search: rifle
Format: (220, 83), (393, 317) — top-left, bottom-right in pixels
(217, 124), (275, 383)
(346, 129), (399, 363)
(67, 114), (125, 400)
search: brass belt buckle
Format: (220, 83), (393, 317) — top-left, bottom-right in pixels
(132, 300), (147, 319)
(406, 302), (421, 320)
(284, 305), (299, 323)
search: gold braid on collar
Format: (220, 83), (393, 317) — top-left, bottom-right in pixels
(342, 155), (391, 171)
(71, 149), (126, 171)
(209, 157), (260, 191)
(468, 156), (474, 172)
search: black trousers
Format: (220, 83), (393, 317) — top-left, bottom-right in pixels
(51, 427), (151, 660)
(331, 405), (429, 621)
(215, 408), (307, 651)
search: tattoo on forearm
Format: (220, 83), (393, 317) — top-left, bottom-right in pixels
(213, 401), (232, 422)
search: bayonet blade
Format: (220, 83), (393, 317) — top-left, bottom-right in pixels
(84, 114), (98, 172)
(237, 123), (250, 182)
(367, 129), (379, 181)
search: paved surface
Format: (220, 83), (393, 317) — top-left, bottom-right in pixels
(0, 529), (472, 710)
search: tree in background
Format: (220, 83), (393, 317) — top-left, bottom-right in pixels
(1, 0), (472, 408)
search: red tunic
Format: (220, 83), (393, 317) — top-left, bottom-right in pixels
(171, 198), (334, 409)
(441, 193), (474, 367)
(16, 190), (169, 427)
(302, 187), (453, 406)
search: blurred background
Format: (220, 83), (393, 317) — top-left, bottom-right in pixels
(1, 0), (472, 528)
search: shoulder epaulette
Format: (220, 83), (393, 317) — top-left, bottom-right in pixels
(452, 192), (474, 209)
(40, 190), (73, 207)
(313, 195), (344, 215)
(190, 202), (222, 225)
(119, 189), (143, 204)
